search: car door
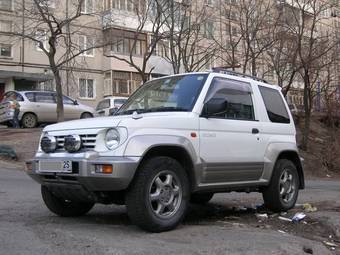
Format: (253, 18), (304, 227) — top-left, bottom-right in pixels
(62, 95), (79, 120)
(96, 99), (110, 116)
(34, 92), (57, 122)
(199, 77), (266, 184)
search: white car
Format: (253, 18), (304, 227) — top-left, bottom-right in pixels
(27, 70), (304, 232)
(95, 97), (127, 116)
(0, 91), (95, 128)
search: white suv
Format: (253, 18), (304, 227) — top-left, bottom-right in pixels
(95, 96), (127, 117)
(26, 70), (304, 232)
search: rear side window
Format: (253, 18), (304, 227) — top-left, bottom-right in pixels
(204, 77), (255, 121)
(259, 86), (290, 123)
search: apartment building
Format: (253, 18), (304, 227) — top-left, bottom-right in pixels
(0, 0), (174, 107)
(0, 0), (338, 108)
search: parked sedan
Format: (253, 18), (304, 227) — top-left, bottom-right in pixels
(0, 91), (95, 128)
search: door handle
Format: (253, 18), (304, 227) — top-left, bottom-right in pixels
(252, 128), (259, 134)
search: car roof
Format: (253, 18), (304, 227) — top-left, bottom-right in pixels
(148, 72), (281, 91)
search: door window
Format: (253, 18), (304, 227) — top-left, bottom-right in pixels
(62, 96), (75, 105)
(204, 77), (255, 121)
(35, 92), (55, 103)
(96, 99), (111, 111)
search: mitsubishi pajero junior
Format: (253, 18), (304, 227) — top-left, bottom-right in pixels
(26, 70), (304, 232)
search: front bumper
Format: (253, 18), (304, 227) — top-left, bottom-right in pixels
(26, 156), (140, 192)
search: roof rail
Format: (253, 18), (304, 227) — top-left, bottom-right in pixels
(211, 67), (268, 84)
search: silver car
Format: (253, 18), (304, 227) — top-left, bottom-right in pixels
(0, 91), (95, 128)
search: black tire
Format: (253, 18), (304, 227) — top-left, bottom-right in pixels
(41, 186), (94, 217)
(190, 193), (214, 204)
(262, 159), (299, 212)
(80, 112), (93, 119)
(21, 113), (37, 128)
(126, 156), (190, 232)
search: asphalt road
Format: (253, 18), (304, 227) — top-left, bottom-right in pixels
(0, 167), (339, 255)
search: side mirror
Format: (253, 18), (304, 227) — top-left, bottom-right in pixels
(74, 100), (78, 105)
(202, 98), (227, 118)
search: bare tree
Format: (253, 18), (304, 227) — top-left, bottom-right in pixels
(163, 1), (218, 73)
(11, 0), (104, 122)
(236, 0), (278, 76)
(283, 0), (338, 150)
(265, 31), (299, 95)
(103, 0), (170, 82)
(214, 1), (243, 71)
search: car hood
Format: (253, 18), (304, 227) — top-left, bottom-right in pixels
(44, 116), (126, 132)
(44, 112), (194, 132)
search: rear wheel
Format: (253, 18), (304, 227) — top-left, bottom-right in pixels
(80, 112), (93, 119)
(190, 193), (214, 204)
(41, 186), (94, 217)
(126, 156), (190, 232)
(262, 159), (299, 212)
(21, 113), (37, 128)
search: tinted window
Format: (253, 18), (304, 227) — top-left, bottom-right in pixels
(63, 96), (74, 105)
(259, 86), (290, 123)
(35, 92), (55, 104)
(96, 99), (110, 111)
(205, 78), (255, 121)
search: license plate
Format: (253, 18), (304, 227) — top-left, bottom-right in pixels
(39, 160), (73, 173)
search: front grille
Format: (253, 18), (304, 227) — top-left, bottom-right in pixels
(56, 134), (97, 151)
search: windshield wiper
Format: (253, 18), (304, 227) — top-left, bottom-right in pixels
(117, 109), (147, 115)
(117, 107), (188, 115)
(143, 107), (188, 113)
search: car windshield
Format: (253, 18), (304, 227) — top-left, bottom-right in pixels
(117, 74), (208, 115)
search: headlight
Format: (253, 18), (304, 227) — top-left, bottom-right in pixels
(105, 129), (120, 150)
(64, 135), (82, 153)
(41, 135), (57, 153)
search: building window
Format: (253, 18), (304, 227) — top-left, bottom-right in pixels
(79, 79), (95, 99)
(81, 0), (93, 14)
(111, 0), (135, 12)
(0, 43), (12, 57)
(111, 36), (145, 56)
(0, 0), (12, 11)
(35, 29), (48, 51)
(203, 21), (214, 39)
(79, 35), (94, 57)
(0, 20), (12, 32)
(112, 80), (129, 95)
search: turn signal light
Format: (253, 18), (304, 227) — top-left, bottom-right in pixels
(94, 164), (113, 174)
